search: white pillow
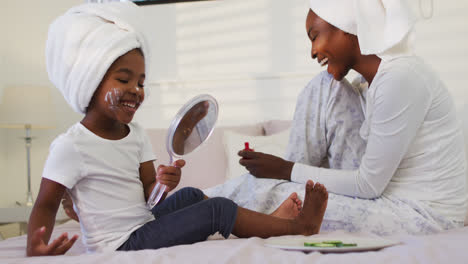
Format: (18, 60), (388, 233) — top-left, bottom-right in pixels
(223, 128), (290, 180)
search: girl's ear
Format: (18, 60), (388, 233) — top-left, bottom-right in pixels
(86, 86), (101, 114)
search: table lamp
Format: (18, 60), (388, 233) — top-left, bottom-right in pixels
(0, 86), (55, 206)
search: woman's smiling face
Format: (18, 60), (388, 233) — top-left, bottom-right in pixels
(305, 9), (359, 81)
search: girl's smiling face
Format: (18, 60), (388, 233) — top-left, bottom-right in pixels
(305, 10), (359, 81)
(88, 49), (146, 124)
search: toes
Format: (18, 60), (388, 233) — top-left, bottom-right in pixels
(290, 192), (298, 199)
(294, 195), (302, 205)
(295, 199), (302, 209)
(313, 183), (329, 199)
(319, 183), (328, 193)
(306, 180), (314, 193)
(288, 192), (298, 202)
(295, 199), (302, 206)
(313, 182), (321, 190)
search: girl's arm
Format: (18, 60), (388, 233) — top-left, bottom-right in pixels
(27, 178), (78, 256)
(139, 160), (185, 202)
(139, 160), (158, 201)
(62, 192), (79, 222)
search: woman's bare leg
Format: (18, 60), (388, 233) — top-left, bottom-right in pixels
(232, 180), (328, 238)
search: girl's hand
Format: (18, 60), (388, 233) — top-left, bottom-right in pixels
(61, 192), (79, 222)
(238, 151), (294, 181)
(27, 226), (78, 256)
(156, 159), (186, 192)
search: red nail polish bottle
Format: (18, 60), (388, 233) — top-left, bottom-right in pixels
(244, 142), (254, 151)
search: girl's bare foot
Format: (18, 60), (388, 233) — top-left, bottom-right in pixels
(294, 180), (328, 235)
(271, 192), (302, 219)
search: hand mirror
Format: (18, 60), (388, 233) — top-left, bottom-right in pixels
(147, 94), (219, 208)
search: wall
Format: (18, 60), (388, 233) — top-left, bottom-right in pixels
(136, 0), (315, 127)
(135, 0), (468, 128)
(0, 0), (83, 207)
(0, 130), (5, 196)
(0, 0), (467, 208)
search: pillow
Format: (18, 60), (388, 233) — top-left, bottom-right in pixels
(146, 123), (264, 191)
(223, 128), (290, 180)
(262, 119), (292, 136)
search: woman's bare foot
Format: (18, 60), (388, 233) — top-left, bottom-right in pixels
(294, 180), (328, 235)
(271, 192), (302, 219)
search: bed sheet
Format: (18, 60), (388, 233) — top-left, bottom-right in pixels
(1, 220), (468, 264)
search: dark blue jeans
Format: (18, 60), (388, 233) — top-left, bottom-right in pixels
(117, 187), (238, 251)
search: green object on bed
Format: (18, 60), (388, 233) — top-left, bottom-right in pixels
(304, 241), (358, 247)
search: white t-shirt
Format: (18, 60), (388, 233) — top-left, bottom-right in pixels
(43, 122), (156, 252)
(291, 56), (468, 222)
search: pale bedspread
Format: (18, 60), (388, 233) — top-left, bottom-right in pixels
(1, 220), (468, 263)
(205, 175), (457, 235)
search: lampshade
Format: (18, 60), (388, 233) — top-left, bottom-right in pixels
(0, 86), (55, 129)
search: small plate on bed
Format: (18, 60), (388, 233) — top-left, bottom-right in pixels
(265, 236), (400, 253)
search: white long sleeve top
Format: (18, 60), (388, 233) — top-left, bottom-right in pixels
(290, 56), (467, 222)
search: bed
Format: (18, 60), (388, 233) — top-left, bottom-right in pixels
(1, 220), (468, 263)
(1, 121), (467, 263)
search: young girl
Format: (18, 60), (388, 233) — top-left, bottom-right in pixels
(26, 2), (328, 256)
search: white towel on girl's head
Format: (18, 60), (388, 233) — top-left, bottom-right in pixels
(46, 2), (150, 114)
(309, 0), (418, 58)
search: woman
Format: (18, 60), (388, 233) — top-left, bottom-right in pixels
(206, 0), (467, 235)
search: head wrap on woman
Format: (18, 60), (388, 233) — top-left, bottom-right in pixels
(309, 0), (418, 58)
(46, 2), (150, 114)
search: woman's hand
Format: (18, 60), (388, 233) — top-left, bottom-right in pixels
(156, 159), (186, 192)
(238, 150), (294, 180)
(27, 226), (78, 256)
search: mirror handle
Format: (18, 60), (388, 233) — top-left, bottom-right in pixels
(147, 154), (176, 209)
(147, 182), (167, 209)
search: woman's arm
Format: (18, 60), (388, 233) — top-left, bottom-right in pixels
(291, 69), (432, 198)
(238, 151), (294, 180)
(27, 178), (78, 256)
(239, 72), (364, 182)
(238, 73), (333, 180)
